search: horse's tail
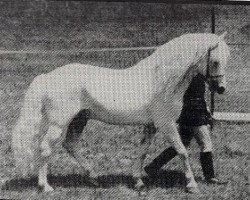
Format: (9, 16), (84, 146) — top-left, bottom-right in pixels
(12, 74), (46, 178)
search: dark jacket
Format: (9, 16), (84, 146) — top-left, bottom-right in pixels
(177, 74), (211, 126)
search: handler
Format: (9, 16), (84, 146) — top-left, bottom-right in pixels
(144, 74), (227, 184)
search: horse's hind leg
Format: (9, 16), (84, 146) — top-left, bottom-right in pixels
(134, 124), (156, 191)
(38, 162), (53, 192)
(40, 125), (62, 157)
(39, 125), (63, 192)
(62, 110), (98, 186)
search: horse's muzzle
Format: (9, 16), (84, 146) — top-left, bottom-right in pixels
(210, 80), (226, 94)
(217, 86), (225, 94)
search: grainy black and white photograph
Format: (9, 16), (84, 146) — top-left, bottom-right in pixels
(0, 0), (249, 199)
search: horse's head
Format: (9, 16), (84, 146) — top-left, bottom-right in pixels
(206, 32), (230, 94)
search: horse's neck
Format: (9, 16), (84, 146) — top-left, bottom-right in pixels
(161, 65), (199, 103)
(166, 49), (208, 99)
(127, 60), (156, 81)
(174, 65), (198, 94)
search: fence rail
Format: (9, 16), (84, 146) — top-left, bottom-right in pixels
(214, 112), (250, 122)
(0, 47), (156, 55)
(0, 43), (248, 55)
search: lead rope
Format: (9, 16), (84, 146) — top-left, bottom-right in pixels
(210, 7), (216, 131)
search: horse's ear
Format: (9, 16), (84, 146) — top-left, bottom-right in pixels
(210, 43), (219, 51)
(219, 31), (227, 40)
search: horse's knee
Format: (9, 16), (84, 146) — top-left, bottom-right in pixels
(41, 136), (51, 157)
(41, 125), (62, 157)
(40, 142), (51, 157)
(177, 148), (189, 160)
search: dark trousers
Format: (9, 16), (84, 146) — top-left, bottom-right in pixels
(144, 125), (215, 180)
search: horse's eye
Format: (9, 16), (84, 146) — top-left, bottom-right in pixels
(213, 61), (219, 67)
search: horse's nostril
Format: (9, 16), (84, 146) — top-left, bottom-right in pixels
(217, 87), (225, 94)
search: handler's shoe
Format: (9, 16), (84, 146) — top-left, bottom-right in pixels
(205, 177), (228, 185)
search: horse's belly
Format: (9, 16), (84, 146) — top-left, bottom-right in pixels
(83, 89), (152, 114)
(91, 107), (152, 125)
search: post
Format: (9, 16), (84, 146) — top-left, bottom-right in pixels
(210, 7), (215, 130)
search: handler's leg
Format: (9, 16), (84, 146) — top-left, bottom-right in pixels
(144, 125), (193, 178)
(62, 110), (98, 186)
(193, 125), (227, 184)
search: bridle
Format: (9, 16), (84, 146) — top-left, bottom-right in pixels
(206, 47), (224, 80)
(205, 46), (226, 95)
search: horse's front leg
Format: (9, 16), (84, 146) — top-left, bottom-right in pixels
(161, 121), (199, 193)
(134, 124), (156, 191)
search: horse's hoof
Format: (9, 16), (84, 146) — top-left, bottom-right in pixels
(38, 184), (54, 192)
(46, 186), (54, 192)
(186, 186), (200, 194)
(135, 179), (145, 191)
(0, 178), (8, 189)
(44, 185), (54, 192)
(139, 190), (147, 196)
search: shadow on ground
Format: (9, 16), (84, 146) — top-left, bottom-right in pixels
(144, 170), (186, 188)
(2, 170), (186, 191)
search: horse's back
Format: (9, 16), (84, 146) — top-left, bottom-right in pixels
(46, 63), (94, 82)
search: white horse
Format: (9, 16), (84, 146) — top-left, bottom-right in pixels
(11, 33), (230, 193)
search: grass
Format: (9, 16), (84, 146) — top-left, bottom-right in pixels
(0, 2), (249, 199)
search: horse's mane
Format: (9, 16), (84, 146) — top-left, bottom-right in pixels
(138, 33), (220, 70)
(136, 33), (224, 94)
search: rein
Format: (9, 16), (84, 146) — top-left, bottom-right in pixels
(206, 48), (211, 79)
